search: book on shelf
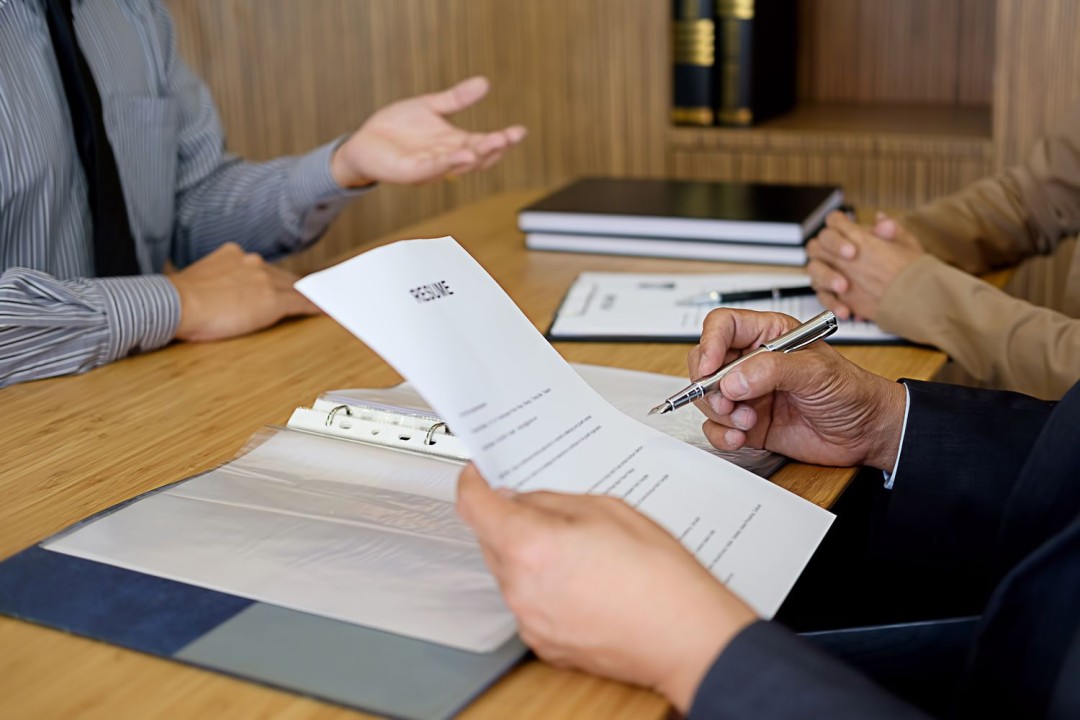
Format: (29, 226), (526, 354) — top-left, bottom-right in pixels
(715, 0), (797, 127)
(519, 177), (844, 266)
(672, 0), (716, 126)
(671, 0), (797, 128)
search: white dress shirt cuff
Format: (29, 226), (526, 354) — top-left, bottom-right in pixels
(882, 383), (911, 490)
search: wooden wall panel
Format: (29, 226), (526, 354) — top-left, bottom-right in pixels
(162, 0), (1079, 253)
(796, 0), (996, 105)
(673, 150), (993, 209)
(165, 0), (669, 273)
(671, 144), (992, 210)
(994, 0), (1080, 168)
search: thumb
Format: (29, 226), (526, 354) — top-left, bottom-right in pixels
(424, 76), (490, 115)
(513, 489), (593, 520)
(719, 349), (832, 403)
(456, 464), (525, 547)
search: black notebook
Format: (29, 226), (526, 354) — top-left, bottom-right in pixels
(519, 178), (844, 265)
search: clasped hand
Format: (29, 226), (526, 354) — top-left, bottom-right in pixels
(806, 210), (925, 320)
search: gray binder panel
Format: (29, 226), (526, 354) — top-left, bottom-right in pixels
(176, 603), (528, 720)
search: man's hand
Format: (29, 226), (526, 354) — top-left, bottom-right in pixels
(805, 211), (925, 320)
(167, 243), (319, 342)
(456, 466), (756, 714)
(330, 76), (527, 188)
(688, 308), (906, 470)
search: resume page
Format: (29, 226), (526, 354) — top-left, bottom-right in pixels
(297, 238), (833, 617)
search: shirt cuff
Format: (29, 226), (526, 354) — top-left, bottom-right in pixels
(882, 383), (911, 490)
(95, 275), (181, 363)
(287, 137), (373, 239)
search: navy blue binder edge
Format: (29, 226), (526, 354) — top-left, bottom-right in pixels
(0, 544), (254, 656)
(0, 474), (527, 720)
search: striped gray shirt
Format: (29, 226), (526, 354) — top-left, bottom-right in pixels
(0, 0), (361, 387)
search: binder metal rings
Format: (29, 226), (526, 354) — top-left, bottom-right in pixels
(424, 421), (448, 446)
(326, 404), (352, 427)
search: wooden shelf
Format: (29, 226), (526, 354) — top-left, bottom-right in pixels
(669, 103), (993, 160)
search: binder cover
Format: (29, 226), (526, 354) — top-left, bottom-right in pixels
(0, 542), (526, 720)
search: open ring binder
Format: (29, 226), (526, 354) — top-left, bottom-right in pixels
(289, 399), (467, 462)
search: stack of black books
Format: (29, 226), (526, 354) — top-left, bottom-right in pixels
(519, 177), (844, 266)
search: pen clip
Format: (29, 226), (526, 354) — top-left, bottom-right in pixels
(764, 310), (838, 353)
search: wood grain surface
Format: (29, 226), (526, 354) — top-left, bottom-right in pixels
(0, 190), (946, 719)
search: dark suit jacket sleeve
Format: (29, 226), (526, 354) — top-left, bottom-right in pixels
(689, 620), (931, 720)
(690, 382), (1065, 719)
(877, 380), (1055, 576)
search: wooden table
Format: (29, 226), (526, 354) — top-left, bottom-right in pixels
(0, 189), (947, 719)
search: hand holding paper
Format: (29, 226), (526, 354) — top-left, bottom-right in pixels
(295, 237), (833, 618)
(456, 464), (757, 713)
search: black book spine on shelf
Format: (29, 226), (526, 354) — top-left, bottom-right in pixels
(716, 0), (796, 127)
(672, 0), (716, 126)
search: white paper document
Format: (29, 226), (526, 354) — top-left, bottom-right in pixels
(44, 361), (783, 653)
(47, 239), (833, 653)
(46, 428), (515, 652)
(548, 271), (899, 343)
(296, 238), (834, 618)
(325, 363), (787, 478)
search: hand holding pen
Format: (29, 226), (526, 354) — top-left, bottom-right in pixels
(666, 308), (907, 469)
(650, 310), (838, 415)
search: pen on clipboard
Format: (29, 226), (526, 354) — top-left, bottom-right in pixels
(648, 310), (838, 415)
(675, 285), (816, 306)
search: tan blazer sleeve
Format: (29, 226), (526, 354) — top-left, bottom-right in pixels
(877, 255), (1080, 400)
(900, 106), (1080, 274)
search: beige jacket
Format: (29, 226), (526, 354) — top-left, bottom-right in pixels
(876, 108), (1080, 399)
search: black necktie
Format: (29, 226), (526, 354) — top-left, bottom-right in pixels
(42, 0), (141, 277)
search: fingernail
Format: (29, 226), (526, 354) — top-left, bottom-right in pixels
(496, 487), (518, 499)
(725, 371), (749, 398)
(841, 243), (855, 259)
(833, 278), (846, 293)
(732, 406), (752, 430)
(725, 430), (743, 448)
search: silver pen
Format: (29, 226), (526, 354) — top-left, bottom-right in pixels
(648, 310), (838, 415)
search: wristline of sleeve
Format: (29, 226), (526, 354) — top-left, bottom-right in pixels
(878, 379), (1051, 573)
(286, 138), (372, 220)
(96, 275), (181, 362)
(875, 254), (975, 346)
(877, 254), (1078, 398)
